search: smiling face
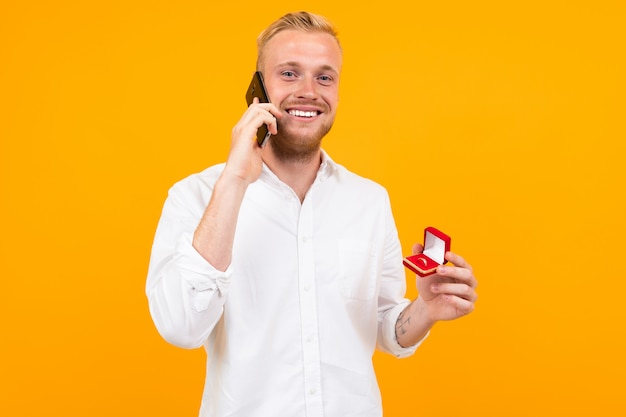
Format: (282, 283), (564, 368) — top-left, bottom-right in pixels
(259, 29), (342, 162)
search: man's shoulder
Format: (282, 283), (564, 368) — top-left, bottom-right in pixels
(169, 163), (226, 195)
(332, 162), (387, 194)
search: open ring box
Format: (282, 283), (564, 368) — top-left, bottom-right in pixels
(403, 227), (451, 277)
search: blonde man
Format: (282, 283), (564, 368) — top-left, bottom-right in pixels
(147, 11), (477, 417)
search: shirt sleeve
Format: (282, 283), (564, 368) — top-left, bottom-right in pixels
(146, 172), (231, 349)
(376, 191), (428, 358)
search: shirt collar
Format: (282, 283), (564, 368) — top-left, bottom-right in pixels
(318, 149), (338, 180)
(260, 149), (338, 186)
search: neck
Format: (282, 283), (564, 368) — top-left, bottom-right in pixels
(262, 148), (322, 202)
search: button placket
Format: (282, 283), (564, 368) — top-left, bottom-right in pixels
(297, 194), (323, 416)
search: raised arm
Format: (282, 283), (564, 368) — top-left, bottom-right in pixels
(146, 98), (280, 348)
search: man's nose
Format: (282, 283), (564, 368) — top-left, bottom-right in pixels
(295, 77), (318, 99)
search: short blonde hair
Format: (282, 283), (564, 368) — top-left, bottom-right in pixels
(256, 11), (341, 71)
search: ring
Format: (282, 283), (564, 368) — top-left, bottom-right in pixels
(418, 257), (428, 266)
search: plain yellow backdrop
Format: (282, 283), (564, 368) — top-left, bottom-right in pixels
(1, 1), (624, 415)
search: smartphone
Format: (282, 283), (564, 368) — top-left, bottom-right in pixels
(245, 71), (272, 147)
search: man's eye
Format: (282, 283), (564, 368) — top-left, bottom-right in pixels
(282, 71), (296, 77)
(318, 75), (333, 84)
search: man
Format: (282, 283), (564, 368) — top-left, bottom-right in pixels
(146, 11), (478, 417)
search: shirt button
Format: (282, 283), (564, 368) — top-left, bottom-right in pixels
(303, 284), (311, 292)
(309, 388), (317, 395)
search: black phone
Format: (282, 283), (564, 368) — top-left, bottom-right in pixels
(245, 71), (272, 147)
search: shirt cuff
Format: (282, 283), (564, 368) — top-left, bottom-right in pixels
(383, 302), (429, 358)
(173, 232), (233, 311)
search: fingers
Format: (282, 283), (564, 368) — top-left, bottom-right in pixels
(434, 251), (478, 303)
(431, 280), (478, 304)
(439, 252), (476, 285)
(232, 101), (280, 148)
(413, 249), (478, 320)
(246, 100), (280, 137)
(435, 290), (476, 316)
(250, 97), (282, 120)
(412, 242), (424, 255)
(444, 251), (473, 273)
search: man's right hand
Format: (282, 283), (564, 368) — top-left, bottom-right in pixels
(226, 97), (281, 185)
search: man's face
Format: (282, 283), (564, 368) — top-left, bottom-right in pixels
(260, 29), (342, 161)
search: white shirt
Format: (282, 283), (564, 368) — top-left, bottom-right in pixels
(146, 151), (424, 417)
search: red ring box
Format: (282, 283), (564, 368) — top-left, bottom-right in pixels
(403, 227), (451, 277)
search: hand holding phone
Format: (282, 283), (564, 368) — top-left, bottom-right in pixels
(245, 71), (272, 147)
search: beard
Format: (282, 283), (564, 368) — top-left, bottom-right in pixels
(269, 114), (335, 163)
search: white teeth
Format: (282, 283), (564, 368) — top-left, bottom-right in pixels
(289, 110), (317, 117)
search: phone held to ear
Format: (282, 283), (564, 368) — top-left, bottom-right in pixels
(245, 71), (272, 147)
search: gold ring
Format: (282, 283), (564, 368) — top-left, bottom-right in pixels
(418, 257), (428, 266)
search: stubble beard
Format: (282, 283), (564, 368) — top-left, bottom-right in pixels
(269, 117), (334, 164)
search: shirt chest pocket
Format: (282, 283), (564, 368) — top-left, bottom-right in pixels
(338, 239), (379, 301)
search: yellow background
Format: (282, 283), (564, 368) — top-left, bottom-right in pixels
(1, 1), (624, 415)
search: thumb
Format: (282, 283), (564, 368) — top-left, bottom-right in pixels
(412, 243), (424, 255)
